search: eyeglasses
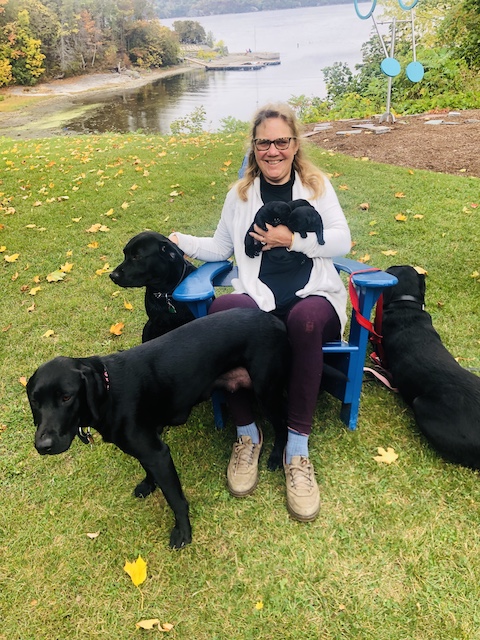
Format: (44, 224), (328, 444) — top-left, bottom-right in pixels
(253, 137), (296, 151)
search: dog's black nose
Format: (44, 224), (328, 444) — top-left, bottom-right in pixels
(109, 271), (118, 282)
(35, 436), (54, 454)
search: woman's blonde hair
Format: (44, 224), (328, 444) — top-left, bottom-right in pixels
(236, 102), (326, 202)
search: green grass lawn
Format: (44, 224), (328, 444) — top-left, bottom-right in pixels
(1, 132), (479, 639)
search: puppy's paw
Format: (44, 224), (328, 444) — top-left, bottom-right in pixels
(267, 449), (283, 471)
(169, 525), (192, 549)
(134, 478), (156, 498)
(244, 234), (261, 258)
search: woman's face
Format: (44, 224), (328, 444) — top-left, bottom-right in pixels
(253, 117), (299, 185)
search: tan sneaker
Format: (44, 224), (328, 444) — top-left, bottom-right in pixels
(284, 455), (320, 522)
(227, 430), (263, 497)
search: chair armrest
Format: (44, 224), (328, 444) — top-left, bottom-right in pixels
(172, 261), (233, 303)
(333, 257), (398, 290)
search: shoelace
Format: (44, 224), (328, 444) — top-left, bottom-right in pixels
(288, 459), (314, 492)
(233, 438), (256, 473)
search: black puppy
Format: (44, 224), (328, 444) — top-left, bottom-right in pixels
(245, 199), (325, 258)
(381, 266), (480, 469)
(110, 231), (196, 342)
(27, 309), (289, 548)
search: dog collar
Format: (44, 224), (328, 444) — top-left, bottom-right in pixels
(385, 294), (424, 309)
(78, 426), (94, 445)
(78, 365), (110, 446)
(151, 263), (189, 311)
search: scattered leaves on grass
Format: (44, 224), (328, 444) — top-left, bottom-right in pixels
(96, 263), (111, 276)
(86, 223), (110, 233)
(46, 270), (65, 283)
(135, 619), (174, 632)
(414, 266), (428, 275)
(86, 531), (100, 539)
(110, 322), (124, 336)
(373, 447), (399, 464)
(124, 556), (147, 587)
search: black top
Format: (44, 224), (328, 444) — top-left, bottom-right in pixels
(258, 173), (313, 316)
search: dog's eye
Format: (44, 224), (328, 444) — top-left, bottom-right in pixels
(62, 395), (71, 403)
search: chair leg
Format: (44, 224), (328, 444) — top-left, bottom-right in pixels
(212, 390), (226, 429)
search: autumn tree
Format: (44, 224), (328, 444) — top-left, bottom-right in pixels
(0, 8), (45, 85)
(127, 19), (178, 67)
(172, 19), (206, 44)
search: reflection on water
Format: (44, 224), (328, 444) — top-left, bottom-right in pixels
(65, 70), (209, 135)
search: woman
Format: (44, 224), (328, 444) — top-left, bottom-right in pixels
(170, 103), (351, 522)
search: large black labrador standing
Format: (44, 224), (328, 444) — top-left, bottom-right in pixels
(381, 266), (480, 469)
(27, 309), (289, 548)
(110, 231), (196, 342)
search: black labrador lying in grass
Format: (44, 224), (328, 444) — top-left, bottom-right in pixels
(27, 309), (289, 548)
(381, 266), (480, 469)
(110, 231), (196, 342)
(244, 199), (325, 258)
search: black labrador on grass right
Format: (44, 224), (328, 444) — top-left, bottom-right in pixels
(110, 231), (196, 342)
(381, 266), (480, 469)
(27, 309), (289, 549)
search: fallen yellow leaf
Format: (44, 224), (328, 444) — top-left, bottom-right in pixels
(43, 329), (55, 338)
(60, 262), (74, 273)
(86, 532), (100, 539)
(395, 214), (407, 222)
(359, 202), (370, 210)
(29, 286), (41, 296)
(395, 192), (406, 198)
(124, 555), (147, 586)
(124, 301), (133, 311)
(46, 270), (65, 282)
(373, 446), (398, 464)
(255, 601), (264, 610)
(470, 271), (479, 279)
(414, 266), (428, 275)
(110, 322), (125, 336)
(136, 619), (160, 630)
(4, 253), (19, 262)
(0, 246), (6, 252)
(19, 376), (27, 387)
(381, 250), (397, 256)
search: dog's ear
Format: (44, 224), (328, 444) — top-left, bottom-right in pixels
(79, 363), (105, 424)
(417, 271), (426, 299)
(160, 242), (183, 262)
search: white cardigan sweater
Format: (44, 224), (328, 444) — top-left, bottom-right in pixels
(174, 172), (352, 333)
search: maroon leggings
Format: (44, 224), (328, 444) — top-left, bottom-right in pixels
(209, 294), (340, 435)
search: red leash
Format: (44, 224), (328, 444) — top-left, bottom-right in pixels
(349, 270), (397, 392)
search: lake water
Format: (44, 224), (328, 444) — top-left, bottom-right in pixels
(66, 4), (376, 135)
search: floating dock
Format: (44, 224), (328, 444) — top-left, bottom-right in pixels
(184, 51), (280, 72)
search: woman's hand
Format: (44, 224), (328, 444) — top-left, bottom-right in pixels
(249, 223), (293, 251)
(169, 233), (179, 245)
